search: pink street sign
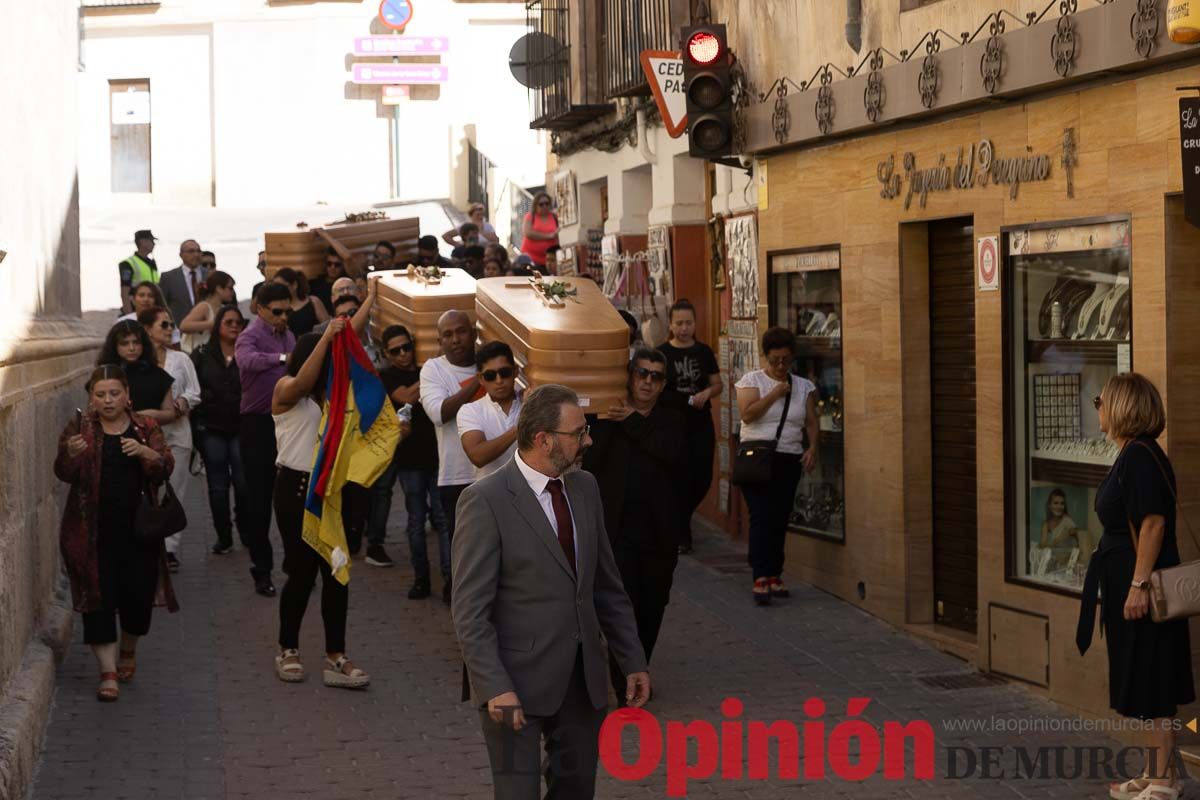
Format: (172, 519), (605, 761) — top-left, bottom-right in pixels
(352, 63), (448, 84)
(354, 36), (448, 56)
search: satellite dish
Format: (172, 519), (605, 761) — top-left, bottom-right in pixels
(509, 32), (561, 89)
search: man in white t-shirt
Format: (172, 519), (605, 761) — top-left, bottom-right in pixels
(419, 309), (482, 605)
(458, 341), (522, 480)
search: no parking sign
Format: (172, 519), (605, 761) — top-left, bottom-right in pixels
(977, 235), (999, 292)
(379, 0), (413, 31)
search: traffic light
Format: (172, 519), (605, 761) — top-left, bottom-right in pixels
(682, 24), (733, 159)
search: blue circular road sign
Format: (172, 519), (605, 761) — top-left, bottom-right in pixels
(379, 0), (413, 31)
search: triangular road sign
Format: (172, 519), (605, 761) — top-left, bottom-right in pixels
(640, 50), (688, 138)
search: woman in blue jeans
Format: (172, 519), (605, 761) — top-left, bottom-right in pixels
(191, 305), (250, 554)
(371, 325), (449, 599)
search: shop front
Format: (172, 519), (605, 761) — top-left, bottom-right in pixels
(746, 63), (1200, 724)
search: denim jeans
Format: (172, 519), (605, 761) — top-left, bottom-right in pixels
(400, 469), (449, 580)
(366, 453), (401, 548)
(196, 426), (249, 544)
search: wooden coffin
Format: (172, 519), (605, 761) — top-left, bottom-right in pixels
(372, 268), (478, 365)
(264, 216), (421, 281)
(474, 277), (629, 416)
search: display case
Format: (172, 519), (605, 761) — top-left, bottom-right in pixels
(1005, 219), (1131, 592)
(769, 249), (845, 542)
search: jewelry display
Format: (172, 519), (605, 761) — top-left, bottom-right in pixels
(802, 310), (828, 335)
(1050, 301), (1063, 339)
(1037, 277), (1093, 338)
(1070, 282), (1108, 339)
(1032, 373), (1081, 448)
(1033, 437), (1119, 460)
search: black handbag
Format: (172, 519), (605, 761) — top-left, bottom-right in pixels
(731, 381), (792, 487)
(134, 479), (188, 546)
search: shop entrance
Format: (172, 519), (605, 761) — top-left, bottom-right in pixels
(929, 217), (977, 632)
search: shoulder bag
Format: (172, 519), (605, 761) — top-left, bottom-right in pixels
(1126, 441), (1200, 622)
(134, 478), (187, 547)
(731, 378), (792, 487)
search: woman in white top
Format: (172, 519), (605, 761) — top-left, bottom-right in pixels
(142, 306), (202, 572)
(734, 326), (820, 606)
(442, 201), (499, 246)
(178, 270), (236, 354)
(271, 285), (380, 690)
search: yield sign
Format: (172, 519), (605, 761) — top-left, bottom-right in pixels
(640, 50), (687, 138)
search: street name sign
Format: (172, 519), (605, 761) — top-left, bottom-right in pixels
(354, 36), (447, 56)
(353, 64), (448, 84)
(640, 50), (687, 138)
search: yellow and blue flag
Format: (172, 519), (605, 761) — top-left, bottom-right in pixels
(302, 328), (400, 584)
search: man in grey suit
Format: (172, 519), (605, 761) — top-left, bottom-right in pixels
(452, 384), (651, 799)
(159, 239), (207, 324)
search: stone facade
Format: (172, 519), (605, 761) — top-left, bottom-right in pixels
(0, 2), (101, 798)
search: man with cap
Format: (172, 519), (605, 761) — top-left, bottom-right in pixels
(160, 239), (208, 325)
(119, 230), (159, 314)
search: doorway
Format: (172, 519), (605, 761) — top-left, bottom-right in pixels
(929, 217), (978, 632)
(109, 79), (151, 193)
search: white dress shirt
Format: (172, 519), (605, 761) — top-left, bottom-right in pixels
(457, 392), (522, 479)
(515, 451), (579, 567)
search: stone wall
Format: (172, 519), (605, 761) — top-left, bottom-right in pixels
(0, 2), (101, 798)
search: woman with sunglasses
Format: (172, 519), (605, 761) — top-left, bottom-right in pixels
(55, 365), (177, 702)
(519, 191), (559, 273)
(192, 305), (250, 556)
(734, 327), (820, 606)
(274, 267), (330, 338)
(178, 270), (236, 354)
(140, 306), (202, 572)
(119, 281), (181, 347)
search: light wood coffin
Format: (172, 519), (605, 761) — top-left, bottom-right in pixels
(474, 277), (629, 416)
(371, 268), (478, 365)
(264, 217), (421, 281)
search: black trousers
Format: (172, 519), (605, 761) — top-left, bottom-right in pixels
(678, 412), (716, 548)
(275, 467), (348, 654)
(341, 482), (371, 554)
(81, 516), (160, 645)
(478, 648), (604, 800)
(741, 453), (804, 580)
(238, 413), (277, 578)
(440, 484), (470, 565)
(608, 544), (677, 696)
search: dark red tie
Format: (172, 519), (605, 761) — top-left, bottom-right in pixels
(188, 268), (198, 301)
(546, 479), (576, 574)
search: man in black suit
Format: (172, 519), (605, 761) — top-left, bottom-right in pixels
(159, 239), (207, 323)
(452, 384), (650, 800)
(582, 348), (686, 701)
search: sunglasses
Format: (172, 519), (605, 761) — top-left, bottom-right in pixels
(269, 307), (292, 318)
(481, 366), (516, 382)
(158, 320), (174, 330)
(633, 367), (666, 383)
(1093, 396), (1103, 410)
(388, 343), (415, 356)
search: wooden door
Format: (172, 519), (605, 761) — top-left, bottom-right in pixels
(109, 80), (151, 193)
(929, 217), (977, 632)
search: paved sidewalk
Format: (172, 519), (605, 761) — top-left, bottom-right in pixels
(32, 479), (1137, 799)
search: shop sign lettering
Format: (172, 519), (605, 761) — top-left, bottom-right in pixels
(877, 139), (1058, 210)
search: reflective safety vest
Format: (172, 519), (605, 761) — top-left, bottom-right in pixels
(124, 253), (158, 285)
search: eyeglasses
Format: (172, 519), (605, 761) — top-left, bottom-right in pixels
(766, 355), (792, 367)
(549, 425), (589, 443)
(537, 200), (551, 207)
(268, 307), (292, 318)
(1093, 396), (1103, 410)
(632, 367), (666, 383)
(387, 343), (415, 356)
(158, 320), (174, 330)
(481, 366), (516, 382)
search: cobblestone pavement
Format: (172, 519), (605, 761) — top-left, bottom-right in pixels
(32, 479), (1141, 799)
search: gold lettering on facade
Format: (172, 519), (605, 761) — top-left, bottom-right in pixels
(881, 139), (1063, 210)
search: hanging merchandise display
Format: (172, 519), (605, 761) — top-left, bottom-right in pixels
(725, 215), (759, 318)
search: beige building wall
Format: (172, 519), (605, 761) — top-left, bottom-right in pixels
(0, 1), (100, 798)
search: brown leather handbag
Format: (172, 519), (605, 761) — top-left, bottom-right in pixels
(1126, 442), (1200, 622)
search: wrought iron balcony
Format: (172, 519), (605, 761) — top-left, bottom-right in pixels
(524, 0), (614, 130)
(601, 0), (674, 97)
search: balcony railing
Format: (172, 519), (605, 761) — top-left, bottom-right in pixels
(602, 0), (673, 97)
(525, 0), (572, 127)
(468, 142), (494, 214)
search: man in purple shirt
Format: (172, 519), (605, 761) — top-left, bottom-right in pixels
(236, 282), (296, 597)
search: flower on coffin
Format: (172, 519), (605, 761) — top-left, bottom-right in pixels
(529, 274), (578, 304)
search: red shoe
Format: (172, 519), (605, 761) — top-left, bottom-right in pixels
(97, 672), (119, 702)
(753, 578), (772, 606)
(769, 578), (790, 599)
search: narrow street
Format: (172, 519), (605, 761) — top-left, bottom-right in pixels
(32, 486), (1119, 799)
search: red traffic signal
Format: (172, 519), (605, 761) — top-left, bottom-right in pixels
(681, 23), (733, 159)
(686, 30), (723, 66)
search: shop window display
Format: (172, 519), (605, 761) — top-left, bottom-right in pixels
(769, 251), (845, 542)
(1006, 220), (1131, 592)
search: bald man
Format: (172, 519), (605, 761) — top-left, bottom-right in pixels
(331, 276), (357, 302)
(160, 238), (207, 323)
(419, 310), (482, 604)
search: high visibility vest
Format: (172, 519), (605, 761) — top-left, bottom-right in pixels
(124, 253), (158, 284)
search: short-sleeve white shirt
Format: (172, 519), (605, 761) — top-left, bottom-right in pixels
(734, 369), (815, 455)
(419, 355), (480, 486)
(458, 393), (522, 479)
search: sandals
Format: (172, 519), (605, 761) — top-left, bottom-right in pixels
(323, 655), (370, 689)
(753, 578), (772, 606)
(97, 671), (119, 702)
(769, 578), (790, 599)
(116, 650), (136, 682)
(1131, 784), (1182, 800)
(1111, 777), (1181, 800)
(275, 648), (305, 683)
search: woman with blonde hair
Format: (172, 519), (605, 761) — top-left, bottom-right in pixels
(1077, 372), (1195, 800)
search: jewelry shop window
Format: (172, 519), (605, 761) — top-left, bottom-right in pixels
(769, 249), (845, 542)
(1006, 219), (1131, 592)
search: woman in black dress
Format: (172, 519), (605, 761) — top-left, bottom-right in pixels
(1077, 372), (1194, 799)
(274, 267), (329, 338)
(97, 320), (177, 426)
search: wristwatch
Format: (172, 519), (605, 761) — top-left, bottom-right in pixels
(278, 353), (287, 364)
(1131, 578), (1150, 590)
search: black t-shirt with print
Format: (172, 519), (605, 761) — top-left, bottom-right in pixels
(658, 341), (720, 413)
(380, 366), (438, 473)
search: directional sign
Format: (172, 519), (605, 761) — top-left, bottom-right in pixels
(640, 50), (687, 138)
(382, 86), (410, 105)
(378, 0), (413, 31)
(353, 63), (447, 84)
(354, 35), (447, 56)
